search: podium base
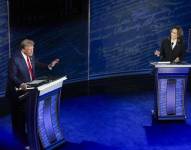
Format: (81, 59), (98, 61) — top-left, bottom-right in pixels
(151, 110), (186, 121)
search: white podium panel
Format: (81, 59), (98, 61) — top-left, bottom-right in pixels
(26, 76), (67, 150)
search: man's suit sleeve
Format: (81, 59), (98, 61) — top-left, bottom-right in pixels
(35, 61), (48, 69)
(33, 56), (48, 69)
(8, 58), (22, 87)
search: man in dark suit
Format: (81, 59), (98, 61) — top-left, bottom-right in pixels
(154, 26), (186, 63)
(6, 39), (59, 146)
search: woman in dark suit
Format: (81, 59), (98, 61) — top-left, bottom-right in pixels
(154, 26), (186, 63)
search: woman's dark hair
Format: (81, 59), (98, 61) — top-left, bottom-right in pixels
(169, 25), (184, 43)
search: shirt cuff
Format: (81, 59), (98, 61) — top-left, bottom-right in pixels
(48, 65), (52, 70)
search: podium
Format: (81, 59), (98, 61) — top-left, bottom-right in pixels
(25, 76), (67, 150)
(151, 62), (191, 120)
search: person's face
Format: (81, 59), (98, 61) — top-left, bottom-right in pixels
(22, 45), (34, 57)
(171, 28), (178, 40)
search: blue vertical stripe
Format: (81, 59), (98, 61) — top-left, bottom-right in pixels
(0, 0), (9, 97)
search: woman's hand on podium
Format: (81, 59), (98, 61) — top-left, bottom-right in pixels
(174, 57), (180, 63)
(154, 50), (160, 57)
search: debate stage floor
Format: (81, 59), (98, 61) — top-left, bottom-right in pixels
(1, 76), (191, 150)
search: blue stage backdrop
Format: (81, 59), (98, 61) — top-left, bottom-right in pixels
(10, 21), (88, 83)
(7, 0), (191, 88)
(0, 0), (9, 97)
(90, 0), (191, 79)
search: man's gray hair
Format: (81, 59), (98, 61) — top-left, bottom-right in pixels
(20, 39), (35, 49)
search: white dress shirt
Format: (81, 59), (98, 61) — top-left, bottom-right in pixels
(171, 39), (177, 50)
(21, 51), (33, 81)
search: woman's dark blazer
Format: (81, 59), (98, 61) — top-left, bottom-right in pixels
(160, 38), (186, 62)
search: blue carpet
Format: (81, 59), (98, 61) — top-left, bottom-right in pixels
(1, 91), (191, 150)
(59, 91), (191, 150)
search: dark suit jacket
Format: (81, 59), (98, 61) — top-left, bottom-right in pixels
(6, 51), (48, 100)
(160, 38), (185, 62)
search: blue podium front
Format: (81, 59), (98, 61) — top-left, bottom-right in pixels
(26, 76), (67, 150)
(152, 62), (191, 120)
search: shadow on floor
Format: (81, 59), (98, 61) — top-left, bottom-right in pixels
(58, 141), (119, 150)
(144, 121), (191, 146)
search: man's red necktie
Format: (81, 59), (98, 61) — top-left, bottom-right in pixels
(26, 56), (35, 80)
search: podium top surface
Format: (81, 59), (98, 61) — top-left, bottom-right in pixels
(150, 62), (191, 68)
(37, 76), (67, 96)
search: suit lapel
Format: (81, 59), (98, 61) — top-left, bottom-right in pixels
(30, 56), (35, 76)
(19, 52), (31, 81)
(168, 40), (173, 51)
(173, 43), (178, 51)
